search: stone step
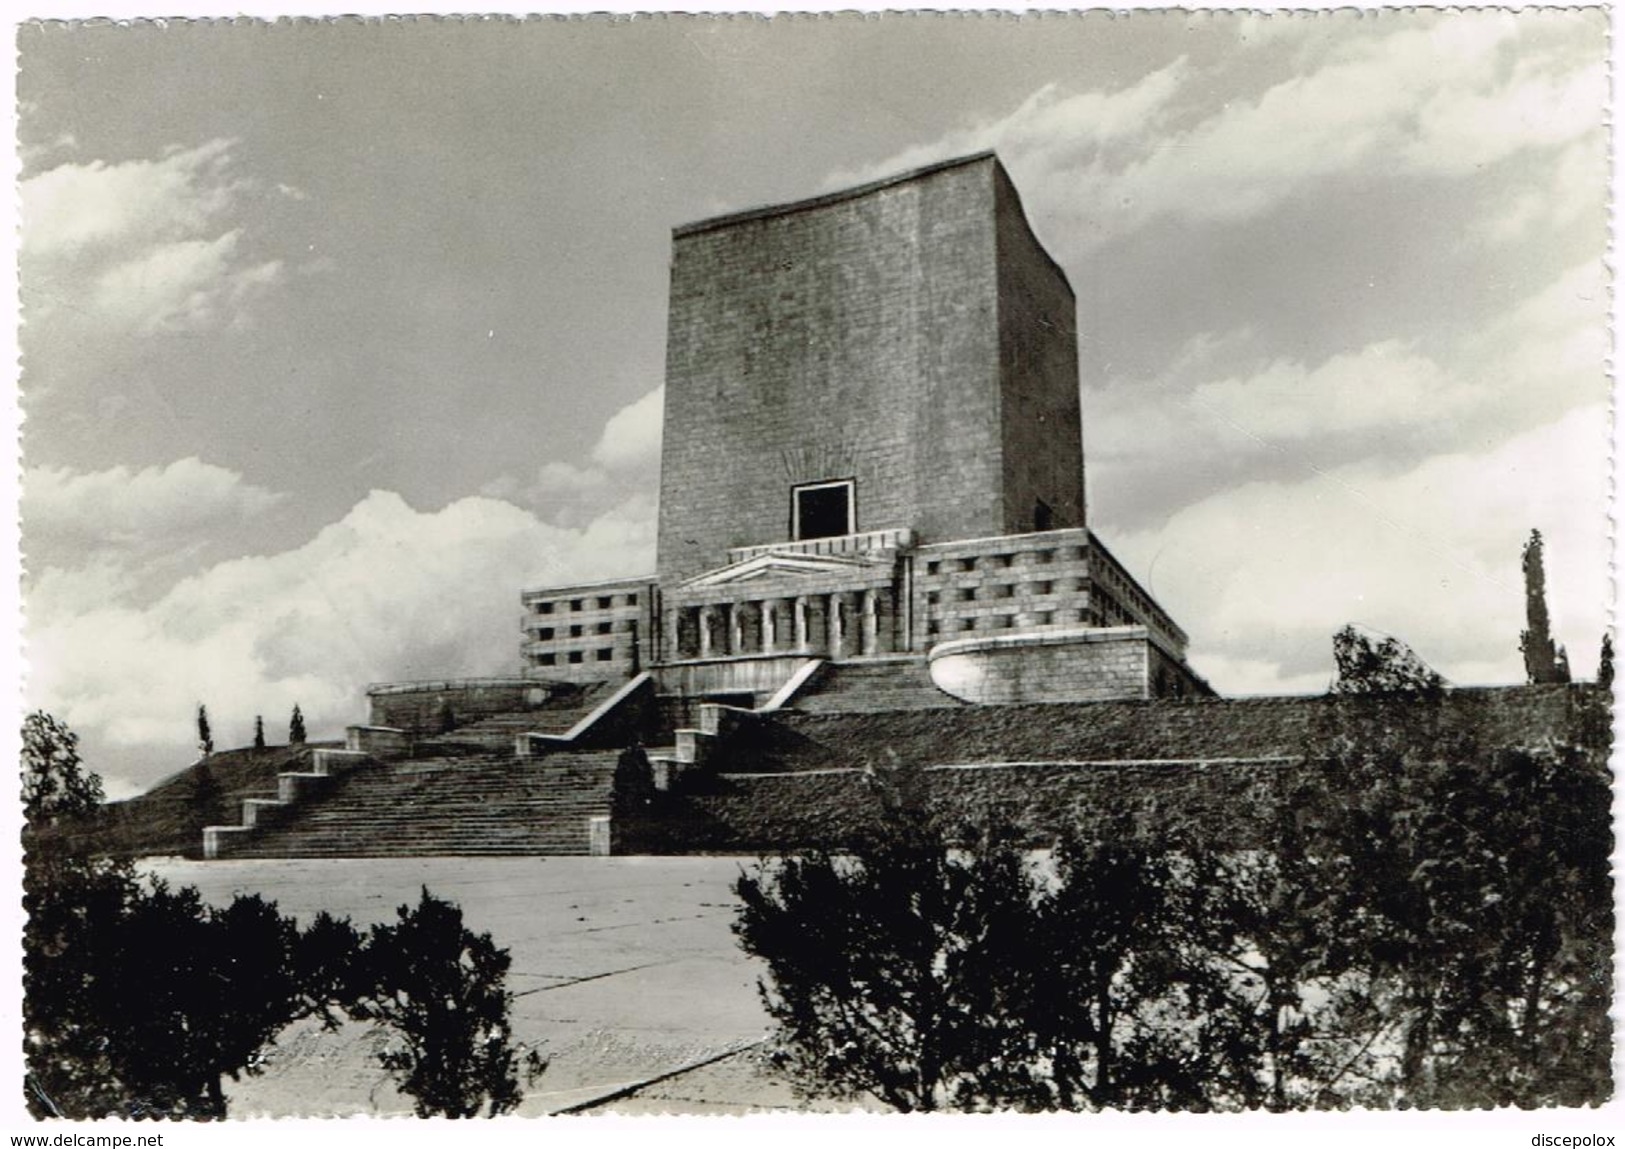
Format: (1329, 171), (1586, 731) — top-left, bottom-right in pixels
(216, 749), (619, 858)
(790, 658), (963, 714)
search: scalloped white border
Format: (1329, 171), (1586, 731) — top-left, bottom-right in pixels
(3, 4), (1619, 1143)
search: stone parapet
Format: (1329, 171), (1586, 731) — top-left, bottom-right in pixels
(928, 625), (1157, 705)
(727, 527), (915, 564)
(345, 725), (411, 759)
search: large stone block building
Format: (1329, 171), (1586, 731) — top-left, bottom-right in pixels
(520, 152), (1207, 707)
(197, 152), (1602, 863)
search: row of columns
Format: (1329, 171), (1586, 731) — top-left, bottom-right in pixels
(662, 590), (889, 661)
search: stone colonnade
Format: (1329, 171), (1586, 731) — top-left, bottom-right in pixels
(663, 589), (889, 660)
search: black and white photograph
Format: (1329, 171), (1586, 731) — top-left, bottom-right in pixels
(11, 4), (1616, 1132)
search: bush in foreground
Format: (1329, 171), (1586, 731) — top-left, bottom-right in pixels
(735, 701), (1612, 1111)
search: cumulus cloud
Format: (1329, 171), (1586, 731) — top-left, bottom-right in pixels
(21, 140), (286, 373)
(1106, 403), (1608, 695)
(26, 486), (657, 789)
(834, 12), (1602, 254)
(23, 457), (285, 579)
(1473, 135), (1604, 245)
(486, 386), (664, 523)
(1189, 342), (1470, 443)
(590, 384), (663, 469)
(1089, 257), (1608, 532)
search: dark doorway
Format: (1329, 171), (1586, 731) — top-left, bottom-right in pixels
(1034, 499), (1054, 532)
(794, 480), (853, 540)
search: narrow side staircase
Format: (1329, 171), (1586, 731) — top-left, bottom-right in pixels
(789, 656), (965, 714)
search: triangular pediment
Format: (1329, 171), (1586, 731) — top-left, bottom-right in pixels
(677, 550), (885, 589)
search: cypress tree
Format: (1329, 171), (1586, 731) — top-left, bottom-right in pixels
(1520, 530), (1570, 684)
(289, 704), (306, 746)
(196, 705), (213, 757)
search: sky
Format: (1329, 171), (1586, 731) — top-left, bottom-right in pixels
(17, 10), (1611, 798)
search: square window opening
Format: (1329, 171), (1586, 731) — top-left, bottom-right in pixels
(793, 479), (854, 541)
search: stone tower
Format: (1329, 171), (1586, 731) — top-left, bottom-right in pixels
(656, 152), (1085, 585)
(519, 153), (1205, 707)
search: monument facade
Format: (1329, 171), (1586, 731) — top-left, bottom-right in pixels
(520, 153), (1207, 706)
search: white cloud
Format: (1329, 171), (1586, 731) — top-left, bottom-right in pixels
(1404, 51), (1604, 176)
(25, 487), (657, 781)
(1189, 341), (1470, 443)
(590, 385), (664, 469)
(1089, 257), (1607, 531)
(21, 139), (288, 359)
(1107, 403), (1608, 694)
(22, 139), (238, 260)
(835, 12), (1602, 253)
(24, 457), (284, 560)
(488, 386), (664, 522)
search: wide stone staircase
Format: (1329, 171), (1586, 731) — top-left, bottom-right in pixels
(218, 750), (619, 858)
(412, 684), (618, 755)
(790, 656), (965, 714)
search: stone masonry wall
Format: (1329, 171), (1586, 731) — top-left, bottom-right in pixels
(367, 679), (544, 735)
(994, 164), (1085, 534)
(927, 628), (1152, 705)
(520, 578), (654, 681)
(658, 155), (1009, 584)
(617, 685), (1605, 854)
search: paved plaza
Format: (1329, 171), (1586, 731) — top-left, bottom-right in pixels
(146, 856), (822, 1116)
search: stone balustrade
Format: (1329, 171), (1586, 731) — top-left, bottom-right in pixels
(727, 526), (915, 564)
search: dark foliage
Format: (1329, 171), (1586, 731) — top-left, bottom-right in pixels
(289, 703), (307, 745)
(611, 744), (655, 809)
(348, 888), (545, 1117)
(735, 703), (1612, 1111)
(22, 850), (140, 1118)
(1597, 633), (1613, 691)
(1521, 530), (1571, 685)
(23, 843), (361, 1119)
(23, 714), (540, 1120)
(22, 711), (103, 825)
(254, 715), (267, 751)
(736, 801), (1044, 1111)
(196, 704), (213, 757)
(1331, 625), (1444, 696)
